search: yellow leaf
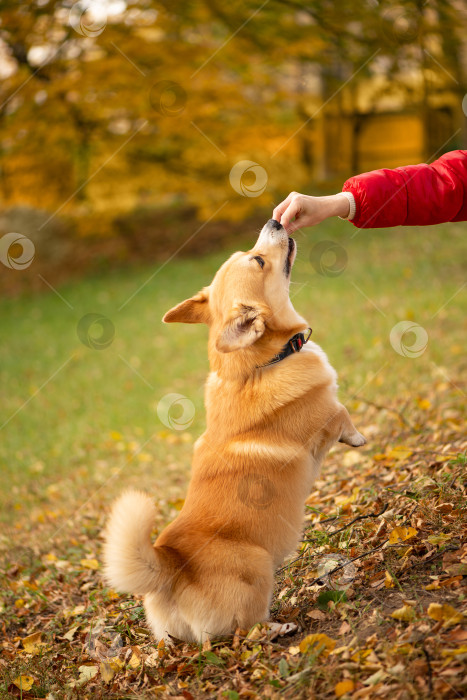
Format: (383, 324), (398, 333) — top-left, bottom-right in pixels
(364, 669), (388, 685)
(351, 648), (372, 662)
(62, 625), (80, 641)
(250, 668), (265, 681)
(246, 623), (263, 640)
(13, 676), (35, 691)
(23, 581), (38, 592)
(109, 658), (125, 671)
(22, 631), (45, 655)
(80, 558), (99, 570)
(128, 652), (141, 669)
(388, 526), (418, 544)
(390, 643), (414, 655)
(391, 605), (415, 622)
(441, 646), (467, 657)
(110, 430), (122, 440)
(168, 498), (185, 511)
(426, 533), (452, 545)
(386, 446), (413, 461)
(335, 679), (355, 696)
(68, 665), (98, 687)
(398, 546), (413, 559)
(299, 633), (336, 656)
(14, 599), (25, 608)
(427, 603), (464, 627)
(63, 604), (86, 618)
(425, 581), (440, 591)
(100, 661), (115, 683)
(157, 639), (166, 658)
(384, 571), (395, 588)
(335, 487), (360, 507)
(416, 398), (431, 410)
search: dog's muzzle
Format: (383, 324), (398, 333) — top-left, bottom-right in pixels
(254, 219), (296, 276)
(269, 219), (283, 231)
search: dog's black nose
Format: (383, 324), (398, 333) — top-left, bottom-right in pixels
(269, 219), (283, 230)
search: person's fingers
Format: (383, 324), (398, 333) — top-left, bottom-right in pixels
(272, 200), (290, 222)
(273, 192), (296, 222)
(280, 199), (302, 230)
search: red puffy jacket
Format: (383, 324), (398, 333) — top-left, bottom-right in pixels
(342, 150), (467, 228)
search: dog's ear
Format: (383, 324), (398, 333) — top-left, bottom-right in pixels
(163, 288), (210, 325)
(216, 303), (269, 353)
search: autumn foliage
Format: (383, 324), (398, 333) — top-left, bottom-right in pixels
(1, 0), (466, 284)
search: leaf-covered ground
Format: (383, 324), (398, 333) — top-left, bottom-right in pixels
(1, 221), (466, 697)
(1, 380), (466, 699)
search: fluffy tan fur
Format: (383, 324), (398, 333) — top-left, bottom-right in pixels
(103, 220), (365, 643)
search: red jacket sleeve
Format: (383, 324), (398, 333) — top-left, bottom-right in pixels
(342, 150), (467, 228)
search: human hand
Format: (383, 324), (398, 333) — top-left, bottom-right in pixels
(273, 192), (350, 233)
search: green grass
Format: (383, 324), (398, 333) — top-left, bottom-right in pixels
(0, 218), (465, 528)
(1, 217), (466, 698)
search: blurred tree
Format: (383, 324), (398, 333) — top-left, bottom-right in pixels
(0, 0), (465, 232)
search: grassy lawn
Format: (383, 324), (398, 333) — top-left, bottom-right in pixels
(0, 218), (466, 698)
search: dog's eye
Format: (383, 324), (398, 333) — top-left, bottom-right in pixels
(252, 255), (265, 269)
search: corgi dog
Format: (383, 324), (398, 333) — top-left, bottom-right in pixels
(103, 219), (365, 643)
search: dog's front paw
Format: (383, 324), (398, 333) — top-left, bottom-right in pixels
(339, 428), (366, 447)
(345, 431), (366, 447)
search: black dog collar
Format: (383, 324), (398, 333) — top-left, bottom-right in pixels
(260, 328), (312, 368)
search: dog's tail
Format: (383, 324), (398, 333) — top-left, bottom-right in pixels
(103, 490), (168, 595)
